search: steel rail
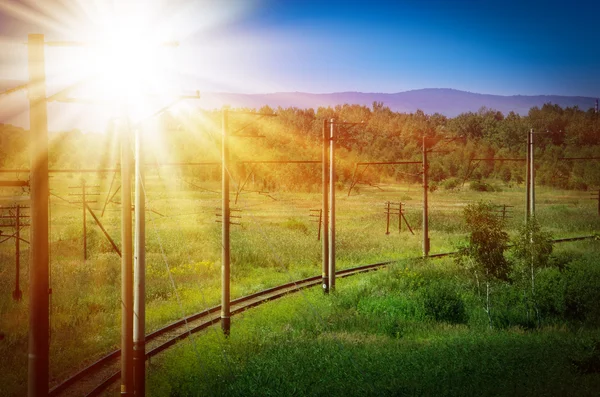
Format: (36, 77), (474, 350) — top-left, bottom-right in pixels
(49, 261), (392, 396)
(49, 235), (598, 396)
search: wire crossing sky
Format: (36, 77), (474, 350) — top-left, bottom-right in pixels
(0, 0), (598, 97)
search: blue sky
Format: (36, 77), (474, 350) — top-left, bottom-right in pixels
(232, 0), (599, 96)
(0, 0), (598, 97)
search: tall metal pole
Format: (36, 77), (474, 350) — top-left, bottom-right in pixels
(221, 108), (231, 335)
(529, 129), (535, 218)
(121, 117), (134, 396)
(422, 135), (430, 257)
(27, 33), (50, 397)
(83, 179), (87, 261)
(328, 119), (336, 292)
(14, 205), (23, 301)
(133, 128), (146, 396)
(322, 119), (329, 294)
(526, 130), (531, 222)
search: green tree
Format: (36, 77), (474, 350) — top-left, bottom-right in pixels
(512, 217), (553, 325)
(456, 201), (511, 328)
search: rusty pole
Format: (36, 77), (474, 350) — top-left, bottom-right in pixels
(385, 201), (391, 235)
(398, 202), (402, 233)
(27, 33), (50, 397)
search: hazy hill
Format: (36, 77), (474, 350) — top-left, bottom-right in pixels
(1, 81), (597, 131)
(199, 89), (598, 116)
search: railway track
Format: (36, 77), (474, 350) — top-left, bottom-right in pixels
(48, 260), (394, 397)
(49, 234), (597, 396)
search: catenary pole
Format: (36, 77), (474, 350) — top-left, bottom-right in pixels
(221, 107), (231, 335)
(83, 179), (87, 260)
(422, 135), (430, 257)
(14, 205), (23, 301)
(530, 129), (535, 217)
(322, 119), (330, 293)
(121, 117), (134, 396)
(329, 119), (336, 291)
(133, 127), (146, 396)
(526, 130), (531, 222)
(27, 33), (50, 397)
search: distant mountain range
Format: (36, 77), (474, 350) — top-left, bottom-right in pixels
(1, 81), (597, 131)
(199, 88), (598, 117)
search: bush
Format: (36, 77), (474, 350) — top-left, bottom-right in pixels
(469, 180), (494, 192)
(568, 177), (588, 191)
(281, 218), (309, 234)
(441, 177), (460, 191)
(564, 258), (600, 324)
(422, 281), (467, 324)
(535, 267), (566, 318)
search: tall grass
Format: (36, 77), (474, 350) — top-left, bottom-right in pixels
(1, 177), (600, 395)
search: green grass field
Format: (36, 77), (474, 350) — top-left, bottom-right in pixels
(1, 173), (599, 396)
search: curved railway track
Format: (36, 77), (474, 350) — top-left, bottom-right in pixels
(49, 235), (597, 396)
(48, 260), (395, 397)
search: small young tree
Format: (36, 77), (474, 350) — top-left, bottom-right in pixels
(456, 201), (511, 328)
(512, 217), (553, 326)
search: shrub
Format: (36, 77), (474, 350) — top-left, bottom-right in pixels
(469, 180), (494, 192)
(422, 281), (467, 324)
(564, 258), (600, 324)
(281, 218), (309, 235)
(535, 267), (566, 318)
(441, 177), (460, 191)
(568, 177), (588, 191)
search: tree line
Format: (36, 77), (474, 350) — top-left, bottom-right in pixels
(1, 101), (599, 191)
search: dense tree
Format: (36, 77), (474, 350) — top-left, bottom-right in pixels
(1, 102), (598, 192)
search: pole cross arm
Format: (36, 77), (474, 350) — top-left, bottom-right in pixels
(0, 180), (29, 187)
(45, 40), (179, 47)
(1, 83), (28, 96)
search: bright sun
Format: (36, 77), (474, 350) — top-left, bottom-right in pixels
(0, 0), (258, 132)
(79, 25), (177, 109)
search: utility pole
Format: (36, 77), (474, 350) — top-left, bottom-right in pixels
(133, 127), (146, 396)
(385, 201), (391, 235)
(322, 119), (330, 294)
(83, 181), (87, 259)
(221, 107), (231, 335)
(422, 135), (430, 257)
(309, 209), (322, 240)
(14, 205), (23, 301)
(27, 33), (50, 397)
(529, 129), (535, 218)
(526, 130), (531, 222)
(329, 118), (336, 292)
(121, 117), (134, 396)
(69, 180), (99, 260)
